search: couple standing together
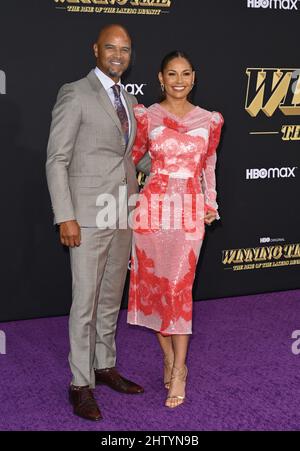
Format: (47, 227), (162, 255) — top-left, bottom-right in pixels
(46, 24), (224, 421)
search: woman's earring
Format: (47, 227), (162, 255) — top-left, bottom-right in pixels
(161, 84), (165, 92)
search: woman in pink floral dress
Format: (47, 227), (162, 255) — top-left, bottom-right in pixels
(127, 51), (224, 408)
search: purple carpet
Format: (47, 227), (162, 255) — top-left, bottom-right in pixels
(0, 290), (300, 431)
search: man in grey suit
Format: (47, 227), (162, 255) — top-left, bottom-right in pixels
(46, 24), (150, 421)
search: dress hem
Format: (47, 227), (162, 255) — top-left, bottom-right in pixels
(127, 319), (192, 335)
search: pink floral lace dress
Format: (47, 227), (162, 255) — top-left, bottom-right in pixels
(127, 103), (224, 335)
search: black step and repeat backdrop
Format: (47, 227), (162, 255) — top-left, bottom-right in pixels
(0, 0), (299, 321)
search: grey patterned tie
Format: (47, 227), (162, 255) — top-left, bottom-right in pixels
(111, 84), (129, 145)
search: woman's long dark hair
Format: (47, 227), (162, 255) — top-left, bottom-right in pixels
(159, 50), (196, 102)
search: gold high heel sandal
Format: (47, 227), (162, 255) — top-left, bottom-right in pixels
(163, 356), (174, 390)
(165, 365), (188, 408)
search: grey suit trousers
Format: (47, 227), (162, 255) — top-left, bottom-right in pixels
(68, 226), (132, 388)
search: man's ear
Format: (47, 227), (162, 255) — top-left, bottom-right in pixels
(93, 43), (98, 58)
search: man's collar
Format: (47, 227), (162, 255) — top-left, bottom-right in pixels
(94, 67), (121, 90)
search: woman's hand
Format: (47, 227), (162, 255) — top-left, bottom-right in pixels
(204, 210), (217, 225)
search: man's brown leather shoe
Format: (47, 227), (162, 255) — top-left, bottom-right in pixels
(95, 367), (144, 394)
(69, 385), (103, 421)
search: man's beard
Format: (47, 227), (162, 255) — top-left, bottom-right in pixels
(108, 67), (123, 79)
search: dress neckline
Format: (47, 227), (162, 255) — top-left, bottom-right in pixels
(155, 103), (199, 121)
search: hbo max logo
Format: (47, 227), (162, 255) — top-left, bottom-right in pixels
(122, 83), (146, 96)
(0, 70), (6, 94)
(246, 167), (297, 179)
(247, 0), (299, 9)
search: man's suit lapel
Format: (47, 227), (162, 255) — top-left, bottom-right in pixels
(86, 70), (123, 135)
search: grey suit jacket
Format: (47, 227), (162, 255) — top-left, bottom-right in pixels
(46, 69), (149, 226)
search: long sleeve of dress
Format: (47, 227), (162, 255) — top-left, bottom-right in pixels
(202, 111), (224, 218)
(132, 104), (149, 166)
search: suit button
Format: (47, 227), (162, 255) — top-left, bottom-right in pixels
(122, 177), (127, 184)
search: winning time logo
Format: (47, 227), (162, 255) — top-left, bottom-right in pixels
(245, 68), (300, 140)
(53, 0), (172, 15)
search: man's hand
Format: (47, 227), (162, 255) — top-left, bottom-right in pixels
(59, 220), (81, 247)
(204, 210), (217, 226)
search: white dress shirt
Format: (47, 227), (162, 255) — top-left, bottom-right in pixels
(94, 66), (131, 134)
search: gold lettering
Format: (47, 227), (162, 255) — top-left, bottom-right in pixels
(245, 68), (300, 117)
(282, 125), (296, 140)
(244, 248), (254, 262)
(272, 246), (282, 260)
(255, 247), (265, 261)
(281, 70), (300, 115)
(284, 244), (300, 258)
(55, 0), (172, 5)
(292, 126), (300, 140)
(131, 0), (171, 5)
(222, 250), (238, 265)
(281, 125), (300, 141)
